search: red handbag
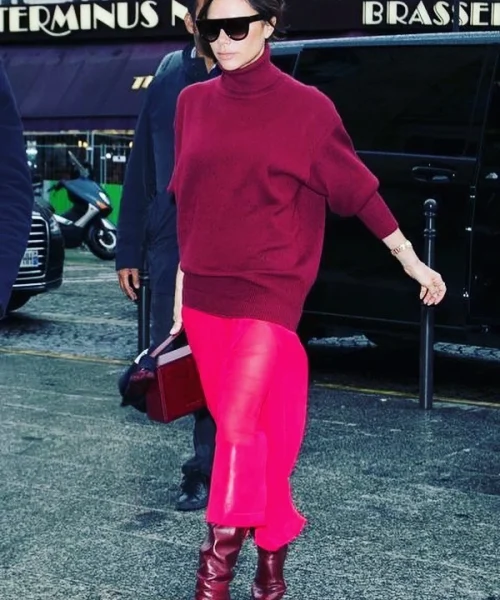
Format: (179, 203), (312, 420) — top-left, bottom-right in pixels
(146, 333), (206, 424)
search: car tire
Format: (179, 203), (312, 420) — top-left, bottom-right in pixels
(297, 315), (321, 348)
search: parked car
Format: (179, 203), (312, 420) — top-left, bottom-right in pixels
(270, 31), (500, 349)
(8, 197), (64, 313)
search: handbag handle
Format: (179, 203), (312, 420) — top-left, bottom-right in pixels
(149, 330), (182, 359)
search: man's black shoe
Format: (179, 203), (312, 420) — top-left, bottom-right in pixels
(175, 474), (210, 511)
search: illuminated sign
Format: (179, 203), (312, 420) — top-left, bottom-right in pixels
(0, 0), (497, 43)
(0, 0), (188, 41)
(0, 1), (159, 37)
(131, 75), (154, 89)
(363, 1), (500, 27)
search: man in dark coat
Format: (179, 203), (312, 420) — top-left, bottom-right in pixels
(0, 60), (34, 319)
(116, 0), (218, 511)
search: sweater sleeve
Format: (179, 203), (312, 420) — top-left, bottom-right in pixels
(116, 91), (155, 271)
(0, 62), (34, 318)
(308, 113), (398, 240)
(167, 92), (185, 196)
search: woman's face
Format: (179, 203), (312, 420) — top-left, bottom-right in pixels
(204, 0), (275, 71)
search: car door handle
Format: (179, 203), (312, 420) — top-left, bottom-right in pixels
(412, 166), (456, 183)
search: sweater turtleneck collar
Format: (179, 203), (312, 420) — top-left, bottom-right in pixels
(217, 43), (284, 97)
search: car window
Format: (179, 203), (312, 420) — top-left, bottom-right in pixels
(294, 44), (490, 157)
(481, 61), (500, 168)
(270, 52), (298, 75)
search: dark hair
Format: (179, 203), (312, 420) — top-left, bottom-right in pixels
(198, 0), (286, 36)
(185, 0), (198, 17)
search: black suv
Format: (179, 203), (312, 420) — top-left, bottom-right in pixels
(9, 198), (64, 312)
(270, 32), (500, 348)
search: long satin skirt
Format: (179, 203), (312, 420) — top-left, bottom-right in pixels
(182, 305), (309, 551)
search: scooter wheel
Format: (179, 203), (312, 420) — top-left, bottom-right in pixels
(85, 223), (117, 260)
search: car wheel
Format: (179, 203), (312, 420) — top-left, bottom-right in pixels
(297, 315), (321, 348)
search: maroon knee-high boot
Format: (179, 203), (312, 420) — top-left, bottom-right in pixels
(251, 545), (288, 600)
(195, 524), (248, 600)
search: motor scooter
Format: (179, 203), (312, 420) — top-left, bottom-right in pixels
(49, 151), (117, 260)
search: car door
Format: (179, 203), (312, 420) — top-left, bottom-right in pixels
(294, 42), (491, 332)
(270, 47), (299, 75)
(469, 49), (500, 326)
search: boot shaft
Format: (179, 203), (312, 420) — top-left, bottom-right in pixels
(251, 545), (288, 600)
(195, 524), (248, 600)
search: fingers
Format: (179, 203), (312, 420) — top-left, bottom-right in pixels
(422, 288), (435, 305)
(170, 319), (183, 335)
(117, 269), (138, 301)
(170, 301), (183, 335)
(421, 279), (447, 306)
(131, 269), (140, 291)
(117, 271), (130, 296)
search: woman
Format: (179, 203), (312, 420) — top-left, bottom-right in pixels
(168, 0), (447, 598)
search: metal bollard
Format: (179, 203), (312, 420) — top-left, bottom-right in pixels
(419, 198), (438, 410)
(137, 266), (151, 354)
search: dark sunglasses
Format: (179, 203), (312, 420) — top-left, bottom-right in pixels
(196, 15), (263, 43)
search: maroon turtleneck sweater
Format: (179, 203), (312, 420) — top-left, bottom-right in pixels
(169, 45), (398, 331)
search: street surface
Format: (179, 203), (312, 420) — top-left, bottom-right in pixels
(0, 250), (499, 599)
(1, 248), (499, 406)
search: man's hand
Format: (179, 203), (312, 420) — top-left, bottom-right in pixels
(118, 268), (140, 301)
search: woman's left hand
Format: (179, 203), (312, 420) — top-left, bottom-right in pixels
(402, 260), (447, 306)
(170, 263), (184, 335)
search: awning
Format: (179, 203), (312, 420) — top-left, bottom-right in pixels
(0, 41), (184, 131)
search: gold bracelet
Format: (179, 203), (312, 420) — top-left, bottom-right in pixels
(390, 240), (413, 256)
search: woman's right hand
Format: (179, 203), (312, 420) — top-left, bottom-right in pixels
(402, 259), (447, 306)
(383, 229), (446, 306)
(170, 264), (184, 335)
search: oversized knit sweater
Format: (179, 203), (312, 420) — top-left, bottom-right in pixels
(168, 45), (398, 331)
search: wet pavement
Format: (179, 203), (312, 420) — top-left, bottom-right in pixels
(0, 250), (500, 599)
